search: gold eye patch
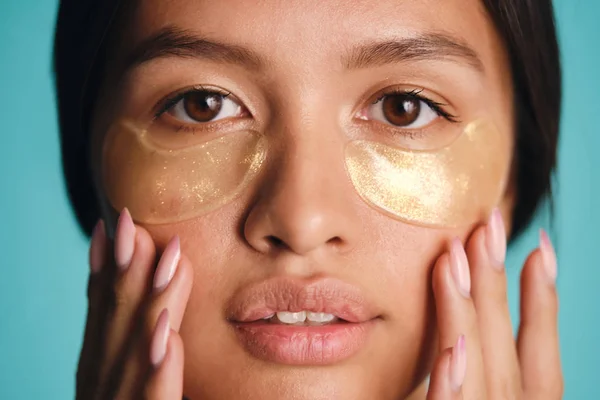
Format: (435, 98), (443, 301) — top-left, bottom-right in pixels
(103, 118), (507, 228)
(345, 121), (510, 227)
(102, 119), (266, 224)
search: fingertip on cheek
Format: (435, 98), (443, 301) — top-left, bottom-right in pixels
(115, 208), (136, 270)
(432, 253), (451, 294)
(449, 238), (471, 297)
(485, 208), (507, 269)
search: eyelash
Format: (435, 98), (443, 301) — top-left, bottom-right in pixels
(152, 86), (460, 126)
(153, 85), (233, 120)
(373, 88), (459, 123)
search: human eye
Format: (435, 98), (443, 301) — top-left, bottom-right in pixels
(358, 88), (458, 129)
(155, 85), (250, 126)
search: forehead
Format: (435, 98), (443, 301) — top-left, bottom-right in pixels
(124, 0), (502, 70)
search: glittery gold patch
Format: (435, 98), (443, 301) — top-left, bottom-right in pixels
(102, 119), (266, 224)
(345, 121), (509, 227)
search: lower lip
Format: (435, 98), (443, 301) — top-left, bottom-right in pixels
(231, 319), (377, 365)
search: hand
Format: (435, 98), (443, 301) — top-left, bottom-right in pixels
(427, 209), (562, 400)
(76, 209), (194, 399)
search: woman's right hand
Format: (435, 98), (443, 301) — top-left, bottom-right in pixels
(76, 209), (194, 399)
(425, 210), (562, 399)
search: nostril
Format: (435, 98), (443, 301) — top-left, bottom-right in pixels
(266, 235), (344, 252)
(267, 235), (286, 249)
(327, 237), (343, 245)
(326, 236), (344, 249)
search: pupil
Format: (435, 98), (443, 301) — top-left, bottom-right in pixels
(382, 95), (420, 126)
(184, 91), (223, 122)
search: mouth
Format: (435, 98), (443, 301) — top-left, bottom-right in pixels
(226, 276), (381, 365)
(254, 310), (346, 325)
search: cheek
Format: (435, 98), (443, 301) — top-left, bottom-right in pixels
(143, 212), (242, 288)
(369, 219), (445, 326)
(339, 209), (472, 382)
(345, 120), (511, 228)
(102, 119), (267, 225)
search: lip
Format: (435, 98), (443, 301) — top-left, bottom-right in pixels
(226, 276), (381, 365)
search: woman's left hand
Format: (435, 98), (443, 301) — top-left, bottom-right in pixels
(426, 209), (563, 400)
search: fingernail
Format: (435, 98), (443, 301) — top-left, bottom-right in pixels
(89, 219), (107, 274)
(485, 208), (507, 269)
(153, 236), (181, 293)
(150, 308), (170, 367)
(114, 208), (135, 271)
(539, 229), (557, 284)
(450, 238), (471, 297)
(450, 335), (467, 392)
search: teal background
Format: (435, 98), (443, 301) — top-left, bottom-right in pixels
(0, 1), (597, 398)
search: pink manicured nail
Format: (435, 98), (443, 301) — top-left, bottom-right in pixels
(539, 229), (557, 284)
(486, 208), (507, 269)
(450, 238), (471, 297)
(114, 208), (135, 271)
(450, 335), (467, 392)
(150, 309), (170, 367)
(89, 219), (107, 274)
(153, 236), (181, 293)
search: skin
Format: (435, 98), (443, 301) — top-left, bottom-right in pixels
(77, 0), (563, 399)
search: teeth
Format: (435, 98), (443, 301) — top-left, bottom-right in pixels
(306, 312), (336, 323)
(276, 311), (306, 324)
(274, 311), (337, 324)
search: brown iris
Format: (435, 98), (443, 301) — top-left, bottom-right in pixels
(382, 95), (420, 126)
(183, 91), (223, 122)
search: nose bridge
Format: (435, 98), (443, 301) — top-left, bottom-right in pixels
(244, 114), (357, 256)
(274, 81), (346, 189)
(275, 120), (343, 210)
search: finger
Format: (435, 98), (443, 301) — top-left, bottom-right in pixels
(77, 219), (110, 399)
(116, 236), (193, 398)
(426, 336), (466, 400)
(432, 238), (486, 398)
(99, 209), (157, 390)
(466, 209), (521, 397)
(145, 310), (185, 400)
(517, 230), (562, 399)
(145, 236), (194, 334)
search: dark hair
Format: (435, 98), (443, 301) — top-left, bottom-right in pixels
(54, 0), (561, 239)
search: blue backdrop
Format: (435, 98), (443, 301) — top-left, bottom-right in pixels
(0, 1), (597, 398)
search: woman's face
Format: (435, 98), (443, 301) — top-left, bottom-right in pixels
(92, 0), (514, 398)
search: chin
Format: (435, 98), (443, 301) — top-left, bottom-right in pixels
(182, 365), (400, 400)
(180, 337), (428, 400)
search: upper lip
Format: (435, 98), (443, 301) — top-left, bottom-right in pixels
(226, 276), (380, 323)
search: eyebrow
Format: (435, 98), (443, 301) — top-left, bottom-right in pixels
(123, 26), (264, 72)
(123, 26), (483, 75)
(342, 33), (484, 72)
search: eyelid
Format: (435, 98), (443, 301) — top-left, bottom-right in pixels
(369, 87), (458, 123)
(151, 86), (254, 135)
(153, 85), (239, 119)
(151, 84), (460, 135)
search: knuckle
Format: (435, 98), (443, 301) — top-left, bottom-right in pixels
(112, 279), (132, 310)
(488, 380), (520, 400)
(112, 291), (129, 312)
(526, 374), (564, 400)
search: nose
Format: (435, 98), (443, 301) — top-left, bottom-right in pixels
(244, 127), (358, 256)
